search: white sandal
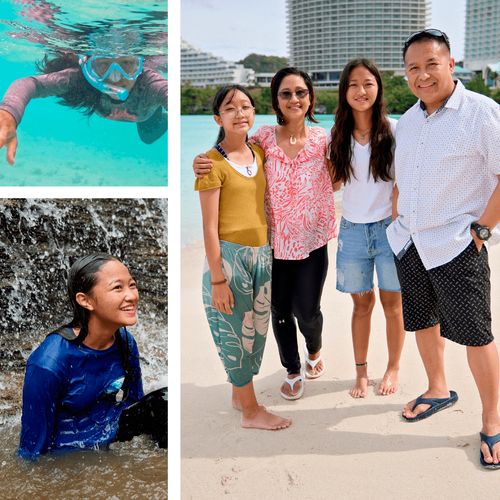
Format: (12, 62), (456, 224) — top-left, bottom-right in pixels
(304, 347), (325, 379)
(280, 374), (304, 400)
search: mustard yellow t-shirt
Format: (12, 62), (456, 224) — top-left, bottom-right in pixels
(195, 144), (267, 247)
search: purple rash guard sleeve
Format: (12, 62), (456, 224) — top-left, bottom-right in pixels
(0, 68), (80, 125)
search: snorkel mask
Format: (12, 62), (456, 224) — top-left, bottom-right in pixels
(79, 55), (144, 101)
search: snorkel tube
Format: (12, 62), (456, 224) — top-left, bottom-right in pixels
(79, 55), (144, 101)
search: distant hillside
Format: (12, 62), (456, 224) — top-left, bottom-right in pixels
(237, 53), (289, 72)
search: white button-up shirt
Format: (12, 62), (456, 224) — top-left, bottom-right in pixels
(387, 80), (500, 270)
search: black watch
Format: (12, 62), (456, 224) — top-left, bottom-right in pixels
(471, 222), (491, 241)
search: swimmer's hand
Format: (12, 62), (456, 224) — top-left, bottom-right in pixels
(193, 153), (213, 178)
(0, 110), (18, 165)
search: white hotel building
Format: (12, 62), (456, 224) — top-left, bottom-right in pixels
(181, 40), (255, 87)
(287, 0), (429, 87)
(464, 0), (500, 80)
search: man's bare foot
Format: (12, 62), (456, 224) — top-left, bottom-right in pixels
(304, 350), (325, 379)
(480, 421), (500, 466)
(241, 406), (292, 430)
(349, 375), (369, 398)
(377, 368), (399, 395)
(401, 390), (450, 419)
(280, 373), (303, 400)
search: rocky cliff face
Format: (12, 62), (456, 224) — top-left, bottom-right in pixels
(0, 198), (168, 413)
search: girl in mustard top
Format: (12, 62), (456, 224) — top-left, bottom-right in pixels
(195, 86), (291, 430)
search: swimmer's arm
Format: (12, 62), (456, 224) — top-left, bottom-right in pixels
(0, 68), (80, 125)
(142, 69), (168, 108)
(199, 188), (234, 314)
(18, 365), (62, 460)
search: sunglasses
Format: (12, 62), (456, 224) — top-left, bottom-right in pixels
(404, 29), (450, 52)
(277, 89), (309, 100)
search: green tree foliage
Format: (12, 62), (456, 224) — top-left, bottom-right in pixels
(381, 73), (418, 114)
(315, 89), (338, 115)
(491, 87), (500, 104)
(466, 74), (491, 97)
(181, 74), (421, 115)
(237, 54), (289, 72)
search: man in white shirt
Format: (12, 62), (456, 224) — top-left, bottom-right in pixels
(387, 29), (500, 469)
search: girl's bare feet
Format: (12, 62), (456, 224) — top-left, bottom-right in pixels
(350, 374), (370, 398)
(377, 368), (399, 395)
(241, 406), (292, 430)
(350, 363), (370, 398)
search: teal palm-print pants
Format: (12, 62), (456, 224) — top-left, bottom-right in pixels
(202, 240), (272, 387)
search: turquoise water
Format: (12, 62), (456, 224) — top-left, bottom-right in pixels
(0, 1), (167, 186)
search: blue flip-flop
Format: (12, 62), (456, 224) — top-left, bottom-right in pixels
(479, 432), (500, 469)
(402, 390), (458, 422)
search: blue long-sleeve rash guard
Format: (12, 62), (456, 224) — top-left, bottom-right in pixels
(18, 327), (144, 460)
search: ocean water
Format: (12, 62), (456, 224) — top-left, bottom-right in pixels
(182, 114), (402, 247)
(0, 1), (167, 186)
(182, 114), (342, 246)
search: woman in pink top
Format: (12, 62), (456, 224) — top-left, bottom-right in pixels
(194, 67), (336, 400)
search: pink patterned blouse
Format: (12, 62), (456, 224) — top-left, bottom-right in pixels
(251, 125), (337, 260)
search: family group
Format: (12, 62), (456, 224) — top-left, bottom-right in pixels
(194, 29), (500, 469)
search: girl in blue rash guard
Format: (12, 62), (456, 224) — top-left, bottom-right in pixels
(0, 51), (167, 164)
(18, 254), (167, 461)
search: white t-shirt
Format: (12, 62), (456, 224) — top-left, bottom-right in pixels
(342, 117), (397, 224)
(225, 157), (258, 177)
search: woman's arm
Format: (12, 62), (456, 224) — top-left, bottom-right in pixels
(199, 188), (234, 315)
(141, 69), (168, 108)
(18, 365), (62, 460)
(392, 184), (399, 221)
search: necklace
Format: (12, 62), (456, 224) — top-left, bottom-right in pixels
(215, 143), (255, 176)
(289, 135), (297, 145)
(355, 128), (371, 140)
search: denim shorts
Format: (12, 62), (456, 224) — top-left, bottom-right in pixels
(336, 216), (400, 293)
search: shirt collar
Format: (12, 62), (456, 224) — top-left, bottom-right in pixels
(419, 80), (462, 117)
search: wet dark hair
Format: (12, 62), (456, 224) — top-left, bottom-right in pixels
(65, 253), (132, 399)
(36, 51), (144, 116)
(270, 67), (318, 125)
(36, 52), (102, 116)
(328, 59), (394, 185)
(212, 85), (255, 144)
(67, 253), (119, 344)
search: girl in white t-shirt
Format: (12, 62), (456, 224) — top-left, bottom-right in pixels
(328, 59), (405, 398)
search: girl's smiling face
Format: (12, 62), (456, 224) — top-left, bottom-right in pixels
(214, 89), (255, 137)
(346, 65), (379, 113)
(77, 259), (139, 329)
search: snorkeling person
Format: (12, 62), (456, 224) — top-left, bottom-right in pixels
(0, 50), (167, 164)
(18, 254), (167, 460)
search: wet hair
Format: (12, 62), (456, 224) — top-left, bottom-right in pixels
(270, 67), (318, 125)
(402, 30), (451, 60)
(67, 253), (119, 344)
(328, 59), (394, 185)
(36, 51), (145, 116)
(212, 85), (255, 144)
(65, 253), (132, 399)
(36, 52), (102, 116)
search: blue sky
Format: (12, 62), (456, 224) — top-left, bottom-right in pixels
(182, 0), (466, 61)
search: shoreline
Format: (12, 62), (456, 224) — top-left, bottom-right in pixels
(182, 233), (500, 498)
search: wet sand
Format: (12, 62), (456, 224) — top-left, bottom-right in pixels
(182, 238), (500, 499)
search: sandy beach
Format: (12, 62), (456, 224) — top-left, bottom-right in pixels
(181, 230), (500, 499)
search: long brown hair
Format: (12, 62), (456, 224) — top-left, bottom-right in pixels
(328, 59), (394, 184)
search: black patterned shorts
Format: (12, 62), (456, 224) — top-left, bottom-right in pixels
(394, 241), (493, 346)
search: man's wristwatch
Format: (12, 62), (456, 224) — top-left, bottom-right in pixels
(471, 222), (491, 241)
